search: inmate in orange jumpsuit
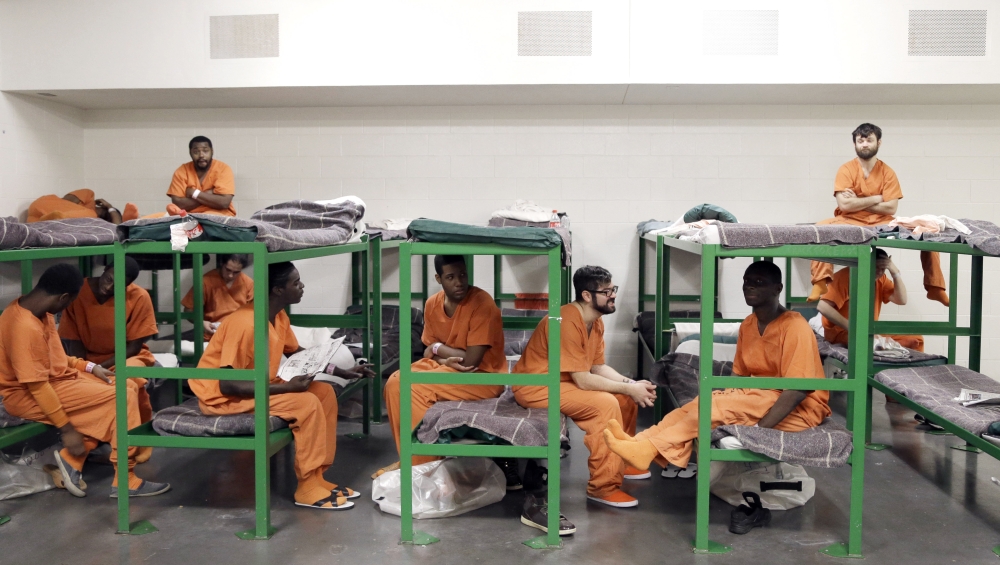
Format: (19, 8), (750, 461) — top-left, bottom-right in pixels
(821, 267), (924, 351)
(512, 303), (638, 499)
(58, 279), (158, 422)
(0, 300), (143, 488)
(26, 189), (98, 223)
(181, 269), (254, 323)
(191, 304), (339, 505)
(384, 286), (506, 465)
(167, 160), (236, 216)
(634, 311), (831, 469)
(811, 158), (944, 293)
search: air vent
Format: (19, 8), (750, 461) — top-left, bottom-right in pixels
(703, 10), (779, 56)
(518, 11), (592, 56)
(908, 10), (986, 57)
(210, 14), (279, 59)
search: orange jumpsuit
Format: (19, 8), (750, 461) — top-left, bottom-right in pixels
(821, 268), (924, 351)
(181, 270), (254, 323)
(811, 159), (944, 293)
(191, 304), (338, 505)
(58, 279), (158, 422)
(512, 303), (638, 499)
(0, 300), (142, 487)
(385, 286), (506, 465)
(635, 311), (831, 469)
(26, 189), (98, 223)
(167, 160), (237, 216)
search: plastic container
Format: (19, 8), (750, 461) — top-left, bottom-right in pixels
(559, 213), (570, 230)
(548, 210), (560, 228)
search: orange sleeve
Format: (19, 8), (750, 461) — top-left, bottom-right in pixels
(880, 276), (895, 304)
(820, 271), (850, 311)
(10, 323), (55, 384)
(167, 165), (189, 198)
(592, 321), (606, 366)
(216, 324), (253, 370)
(282, 325), (299, 355)
(880, 166), (903, 201)
(780, 318), (824, 379)
(243, 277), (255, 303)
(209, 163), (236, 196)
(24, 381), (70, 428)
(421, 295), (439, 346)
(57, 302), (82, 341)
(464, 296), (501, 348)
(126, 289), (159, 341)
(833, 163), (855, 193)
(181, 286), (195, 311)
(559, 317), (593, 374)
(732, 327), (748, 376)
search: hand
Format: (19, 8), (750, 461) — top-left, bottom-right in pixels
(60, 425), (87, 457)
(286, 374), (315, 393)
(628, 381), (658, 408)
(886, 258), (899, 276)
(840, 189), (857, 199)
(441, 357), (476, 372)
(91, 365), (115, 384)
(185, 187), (196, 198)
(94, 198), (113, 210)
(340, 363), (376, 379)
(203, 320), (216, 338)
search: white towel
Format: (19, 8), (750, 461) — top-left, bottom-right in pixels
(492, 200), (555, 223)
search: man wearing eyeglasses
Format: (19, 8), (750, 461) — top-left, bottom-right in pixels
(512, 266), (658, 509)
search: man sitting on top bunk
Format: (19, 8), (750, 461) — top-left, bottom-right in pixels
(818, 248), (925, 352)
(604, 261), (831, 474)
(807, 123), (948, 306)
(165, 136), (236, 217)
(0, 264), (170, 498)
(375, 255), (508, 477)
(513, 266), (658, 509)
(181, 253), (254, 340)
(27, 188), (139, 224)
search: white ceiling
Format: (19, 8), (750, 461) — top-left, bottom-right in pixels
(8, 84), (1000, 110)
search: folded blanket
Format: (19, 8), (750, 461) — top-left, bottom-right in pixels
(486, 218), (573, 266)
(492, 200), (554, 223)
(712, 419), (853, 468)
(878, 219), (1000, 257)
(888, 215), (970, 236)
(875, 365), (1000, 436)
(0, 217), (117, 250)
(417, 390), (549, 446)
(718, 223), (878, 248)
(815, 335), (945, 366)
(152, 398), (288, 437)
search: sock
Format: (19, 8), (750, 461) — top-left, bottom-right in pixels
(603, 430), (658, 471)
(927, 288), (950, 307)
(134, 446), (153, 464)
(111, 471), (144, 490)
(59, 447), (87, 472)
(807, 281), (828, 302)
(122, 203), (139, 222)
(606, 419), (635, 442)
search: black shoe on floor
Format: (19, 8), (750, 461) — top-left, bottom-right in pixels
(521, 493), (576, 536)
(493, 458), (522, 491)
(729, 492), (770, 535)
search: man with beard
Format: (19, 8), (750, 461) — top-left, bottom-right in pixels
(603, 262), (830, 476)
(806, 123), (947, 305)
(166, 136), (237, 217)
(512, 266), (657, 508)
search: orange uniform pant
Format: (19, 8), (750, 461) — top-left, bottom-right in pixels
(200, 381), (338, 504)
(385, 360), (505, 466)
(635, 389), (824, 469)
(810, 216), (945, 292)
(514, 382), (637, 498)
(2, 377), (141, 486)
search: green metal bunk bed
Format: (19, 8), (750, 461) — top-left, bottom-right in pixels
(638, 233), (875, 558)
(396, 241), (564, 549)
(0, 245), (115, 527)
(111, 238), (371, 539)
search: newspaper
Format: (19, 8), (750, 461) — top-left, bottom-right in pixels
(954, 388), (1000, 407)
(278, 337), (345, 382)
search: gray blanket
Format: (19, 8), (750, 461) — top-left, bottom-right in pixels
(651, 352), (733, 407)
(0, 396), (27, 428)
(712, 419), (854, 468)
(501, 308), (547, 356)
(878, 219), (1000, 257)
(367, 227), (409, 241)
(718, 223), (877, 249)
(417, 390), (549, 447)
(486, 217), (573, 267)
(0, 217), (117, 250)
(152, 398), (288, 437)
(874, 365), (1000, 436)
(816, 336), (947, 366)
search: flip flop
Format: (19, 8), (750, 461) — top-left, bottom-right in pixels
(661, 463), (697, 479)
(295, 494), (354, 510)
(44, 464), (88, 491)
(331, 485), (361, 500)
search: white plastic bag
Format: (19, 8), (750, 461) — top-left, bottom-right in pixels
(371, 458), (506, 519)
(0, 445), (57, 501)
(709, 461), (815, 510)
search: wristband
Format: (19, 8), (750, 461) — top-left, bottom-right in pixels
(85, 362), (96, 374)
(192, 189), (202, 199)
(431, 342), (442, 356)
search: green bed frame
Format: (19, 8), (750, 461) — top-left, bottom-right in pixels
(396, 241), (564, 549)
(112, 238), (371, 539)
(637, 233), (875, 558)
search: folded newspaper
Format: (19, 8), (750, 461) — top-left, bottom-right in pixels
(278, 337), (345, 381)
(954, 388), (1000, 407)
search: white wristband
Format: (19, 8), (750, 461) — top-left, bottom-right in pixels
(192, 189), (202, 200)
(85, 362), (96, 374)
(431, 342), (442, 356)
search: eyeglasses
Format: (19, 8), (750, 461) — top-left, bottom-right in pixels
(588, 286), (618, 297)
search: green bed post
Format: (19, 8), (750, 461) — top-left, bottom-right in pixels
(493, 255), (503, 308)
(19, 260), (31, 293)
(372, 238), (383, 424)
(784, 257), (793, 308)
(151, 270), (159, 315)
(193, 254), (204, 362)
(361, 244), (371, 435)
(969, 255), (983, 372)
(948, 253), (959, 363)
(421, 254), (429, 303)
(544, 245), (562, 548)
(653, 237), (667, 421)
(637, 237), (646, 378)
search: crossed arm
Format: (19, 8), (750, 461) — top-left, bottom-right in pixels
(171, 187), (233, 212)
(835, 189), (898, 216)
(424, 343), (489, 371)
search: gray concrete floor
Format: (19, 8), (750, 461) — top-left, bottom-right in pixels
(4, 391), (1000, 565)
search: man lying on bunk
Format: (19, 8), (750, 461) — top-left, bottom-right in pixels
(166, 136), (236, 217)
(818, 248), (924, 352)
(181, 253), (254, 340)
(374, 255), (507, 477)
(807, 123), (947, 306)
(27, 189), (138, 224)
(513, 266), (658, 508)
(0, 264), (170, 498)
(604, 261), (831, 474)
(59, 257), (157, 461)
(191, 262), (368, 510)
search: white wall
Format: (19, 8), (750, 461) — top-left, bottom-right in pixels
(82, 104), (1000, 375)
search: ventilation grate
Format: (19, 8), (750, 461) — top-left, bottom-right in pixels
(703, 10), (779, 56)
(210, 14), (280, 59)
(518, 11), (592, 56)
(908, 10), (987, 57)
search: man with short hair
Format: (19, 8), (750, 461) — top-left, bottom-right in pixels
(513, 266), (657, 509)
(27, 189), (138, 224)
(604, 262), (830, 474)
(182, 253), (254, 339)
(0, 263), (170, 498)
(166, 136), (236, 217)
(808, 123), (947, 306)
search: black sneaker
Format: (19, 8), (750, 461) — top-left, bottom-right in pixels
(729, 492), (771, 535)
(494, 458), (522, 491)
(521, 493), (576, 536)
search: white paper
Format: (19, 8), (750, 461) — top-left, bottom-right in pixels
(278, 337), (345, 381)
(954, 388), (1000, 407)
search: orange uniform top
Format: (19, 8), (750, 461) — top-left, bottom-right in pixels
(833, 158), (903, 225)
(820, 268), (895, 346)
(191, 304), (299, 411)
(181, 270), (255, 323)
(26, 189), (98, 223)
(167, 160), (236, 216)
(512, 303), (605, 387)
(0, 300), (85, 390)
(732, 310), (831, 419)
(422, 286), (506, 374)
(58, 279), (159, 366)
